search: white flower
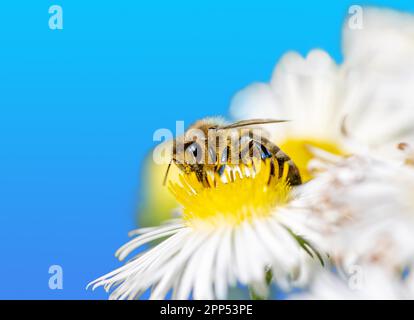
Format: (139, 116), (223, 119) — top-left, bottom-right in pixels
(230, 7), (414, 182)
(294, 265), (414, 300)
(285, 153), (414, 273)
(398, 142), (414, 166)
(88, 160), (324, 300)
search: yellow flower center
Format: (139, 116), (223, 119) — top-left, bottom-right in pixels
(169, 159), (292, 228)
(279, 137), (344, 182)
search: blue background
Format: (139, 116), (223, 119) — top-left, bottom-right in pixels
(0, 0), (412, 299)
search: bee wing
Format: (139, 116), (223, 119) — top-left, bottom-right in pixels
(217, 119), (289, 130)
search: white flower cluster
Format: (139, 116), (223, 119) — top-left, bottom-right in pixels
(230, 6), (414, 299)
(89, 7), (414, 300)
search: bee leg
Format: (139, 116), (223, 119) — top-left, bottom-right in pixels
(215, 144), (230, 180)
(212, 165), (217, 187)
(194, 166), (209, 187)
(202, 170), (211, 188)
(216, 164), (227, 176)
(268, 157), (276, 185)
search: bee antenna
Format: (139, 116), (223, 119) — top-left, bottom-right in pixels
(163, 159), (173, 186)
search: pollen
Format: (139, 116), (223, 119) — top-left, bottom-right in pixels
(279, 137), (344, 182)
(168, 159), (292, 228)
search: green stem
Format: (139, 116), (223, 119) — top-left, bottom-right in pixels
(248, 270), (273, 300)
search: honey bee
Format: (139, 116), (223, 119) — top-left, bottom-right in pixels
(163, 117), (302, 187)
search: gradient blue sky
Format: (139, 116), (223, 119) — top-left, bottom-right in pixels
(0, 0), (413, 299)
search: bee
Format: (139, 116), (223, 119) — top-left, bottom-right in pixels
(163, 118), (302, 187)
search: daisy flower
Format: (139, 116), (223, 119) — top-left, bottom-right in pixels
(285, 152), (414, 275)
(230, 7), (414, 182)
(88, 159), (324, 300)
(284, 150), (414, 300)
